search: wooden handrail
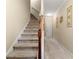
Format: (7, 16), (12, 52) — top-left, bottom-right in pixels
(38, 15), (44, 59)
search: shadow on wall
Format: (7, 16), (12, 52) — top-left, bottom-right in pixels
(53, 0), (73, 52)
(6, 0), (30, 52)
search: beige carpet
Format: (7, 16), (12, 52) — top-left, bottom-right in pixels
(45, 38), (73, 59)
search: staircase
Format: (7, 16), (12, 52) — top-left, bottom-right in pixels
(7, 15), (40, 59)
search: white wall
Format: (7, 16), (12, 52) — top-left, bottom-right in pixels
(53, 0), (73, 52)
(45, 16), (53, 39)
(31, 0), (41, 19)
(31, 0), (41, 12)
(6, 0), (30, 52)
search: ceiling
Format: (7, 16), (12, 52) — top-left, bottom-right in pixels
(44, 0), (66, 14)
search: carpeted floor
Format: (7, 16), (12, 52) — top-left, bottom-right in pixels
(45, 38), (73, 59)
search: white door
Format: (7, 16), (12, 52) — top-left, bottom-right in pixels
(45, 16), (53, 39)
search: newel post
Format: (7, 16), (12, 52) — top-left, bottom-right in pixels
(38, 15), (45, 59)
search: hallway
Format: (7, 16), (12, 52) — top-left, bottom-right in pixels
(45, 38), (72, 59)
(6, 0), (73, 59)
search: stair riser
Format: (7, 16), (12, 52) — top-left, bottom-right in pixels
(29, 20), (39, 22)
(24, 30), (38, 33)
(18, 40), (38, 43)
(7, 57), (37, 59)
(28, 22), (39, 23)
(26, 27), (39, 29)
(29, 21), (39, 24)
(21, 34), (38, 37)
(24, 29), (38, 31)
(30, 19), (39, 22)
(18, 38), (38, 40)
(27, 26), (39, 28)
(27, 25), (39, 27)
(29, 22), (39, 23)
(25, 28), (39, 30)
(28, 24), (39, 26)
(28, 23), (39, 26)
(21, 36), (38, 38)
(13, 47), (38, 50)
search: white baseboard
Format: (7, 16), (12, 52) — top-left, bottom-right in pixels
(52, 38), (73, 56)
(6, 19), (30, 55)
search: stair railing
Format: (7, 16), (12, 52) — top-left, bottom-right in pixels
(31, 7), (40, 19)
(32, 7), (39, 13)
(38, 15), (45, 59)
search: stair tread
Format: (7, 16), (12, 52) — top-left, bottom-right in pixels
(21, 33), (38, 37)
(24, 30), (38, 33)
(25, 28), (39, 30)
(14, 42), (38, 47)
(25, 29), (38, 31)
(20, 36), (38, 38)
(28, 24), (39, 25)
(21, 32), (38, 35)
(26, 26), (39, 27)
(21, 33), (38, 36)
(27, 25), (39, 27)
(7, 50), (37, 58)
(18, 37), (38, 39)
(26, 27), (39, 29)
(21, 34), (38, 37)
(27, 26), (39, 27)
(28, 22), (39, 23)
(18, 40), (38, 44)
(27, 24), (39, 26)
(18, 38), (38, 41)
(22, 32), (38, 34)
(28, 25), (39, 26)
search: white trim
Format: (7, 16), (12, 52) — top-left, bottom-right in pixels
(6, 19), (30, 55)
(53, 38), (73, 56)
(18, 19), (30, 39)
(41, 30), (44, 59)
(6, 38), (17, 55)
